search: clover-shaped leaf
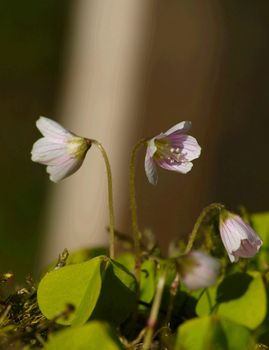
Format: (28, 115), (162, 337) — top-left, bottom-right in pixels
(38, 256), (137, 326)
(44, 321), (124, 350)
(175, 315), (254, 350)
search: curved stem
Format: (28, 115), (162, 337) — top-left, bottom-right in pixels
(92, 140), (115, 258)
(129, 139), (146, 279)
(185, 203), (224, 254)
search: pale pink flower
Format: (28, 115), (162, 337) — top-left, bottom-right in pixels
(144, 121), (201, 185)
(179, 251), (220, 290)
(219, 210), (263, 262)
(31, 117), (91, 183)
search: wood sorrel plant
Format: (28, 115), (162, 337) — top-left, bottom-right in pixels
(0, 117), (267, 350)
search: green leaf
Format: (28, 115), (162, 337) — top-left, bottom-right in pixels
(116, 253), (135, 273)
(38, 256), (137, 326)
(44, 321), (124, 350)
(217, 272), (266, 329)
(140, 260), (156, 304)
(67, 247), (108, 264)
(44, 247), (108, 274)
(38, 256), (104, 326)
(116, 253), (157, 304)
(196, 286), (218, 317)
(196, 272), (267, 330)
(251, 212), (269, 268)
(251, 212), (269, 244)
(91, 259), (137, 325)
(175, 315), (254, 350)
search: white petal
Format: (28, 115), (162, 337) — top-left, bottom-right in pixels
(165, 121), (192, 136)
(145, 150), (158, 185)
(147, 138), (157, 157)
(219, 213), (262, 262)
(220, 222), (241, 254)
(36, 116), (72, 140)
(228, 252), (237, 263)
(232, 215), (261, 243)
(47, 158), (83, 183)
(31, 138), (68, 165)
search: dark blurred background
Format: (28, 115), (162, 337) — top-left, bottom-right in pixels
(1, 0), (269, 279)
(0, 1), (70, 276)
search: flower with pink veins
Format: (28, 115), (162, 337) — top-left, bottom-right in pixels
(144, 121), (201, 185)
(219, 210), (263, 262)
(31, 117), (91, 183)
(179, 251), (220, 290)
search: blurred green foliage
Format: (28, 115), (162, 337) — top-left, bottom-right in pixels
(1, 208), (269, 348)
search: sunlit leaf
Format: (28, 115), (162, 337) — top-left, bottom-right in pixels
(38, 256), (137, 326)
(217, 272), (266, 329)
(44, 247), (108, 274)
(251, 212), (269, 269)
(38, 256), (103, 326)
(196, 272), (266, 329)
(196, 286), (217, 316)
(175, 315), (254, 350)
(44, 321), (124, 350)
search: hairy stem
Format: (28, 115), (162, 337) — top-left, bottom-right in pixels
(129, 139), (146, 280)
(92, 140), (115, 259)
(185, 202), (224, 254)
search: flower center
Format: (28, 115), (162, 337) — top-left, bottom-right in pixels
(66, 137), (90, 160)
(154, 139), (182, 164)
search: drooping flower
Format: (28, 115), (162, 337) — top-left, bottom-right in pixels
(179, 251), (220, 290)
(31, 117), (91, 183)
(144, 121), (201, 185)
(219, 210), (263, 263)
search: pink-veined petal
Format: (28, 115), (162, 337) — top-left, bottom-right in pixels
(47, 157), (83, 183)
(219, 211), (263, 262)
(220, 221), (241, 254)
(36, 116), (72, 140)
(233, 240), (259, 258)
(157, 159), (193, 174)
(31, 138), (69, 165)
(164, 121), (192, 136)
(166, 134), (201, 161)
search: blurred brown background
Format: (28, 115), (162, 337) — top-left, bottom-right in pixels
(1, 0), (269, 279)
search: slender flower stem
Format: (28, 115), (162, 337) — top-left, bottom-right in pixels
(143, 268), (167, 350)
(129, 139), (146, 280)
(165, 272), (180, 325)
(185, 203), (224, 254)
(92, 140), (115, 259)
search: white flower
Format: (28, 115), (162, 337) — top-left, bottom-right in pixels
(31, 117), (91, 183)
(219, 210), (263, 262)
(145, 121), (201, 185)
(179, 251), (220, 290)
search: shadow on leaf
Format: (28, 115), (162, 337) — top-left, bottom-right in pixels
(216, 273), (253, 303)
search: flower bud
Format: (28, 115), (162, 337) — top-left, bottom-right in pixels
(219, 210), (262, 262)
(179, 251), (220, 290)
